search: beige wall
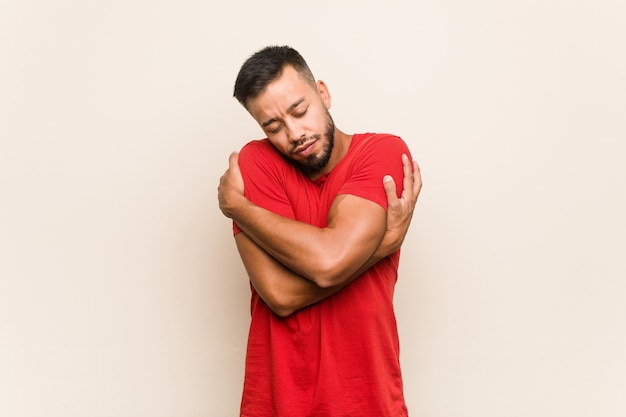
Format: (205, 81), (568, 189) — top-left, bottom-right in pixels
(1, 1), (625, 416)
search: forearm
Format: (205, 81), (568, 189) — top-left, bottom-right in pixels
(252, 266), (339, 317)
(228, 194), (385, 287)
(219, 150), (418, 289)
(235, 232), (346, 316)
(232, 198), (403, 315)
(231, 199), (326, 278)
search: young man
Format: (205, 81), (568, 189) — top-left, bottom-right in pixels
(218, 46), (422, 416)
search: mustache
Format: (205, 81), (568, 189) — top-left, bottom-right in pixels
(290, 134), (321, 154)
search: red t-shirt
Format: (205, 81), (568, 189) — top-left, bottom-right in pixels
(234, 133), (410, 417)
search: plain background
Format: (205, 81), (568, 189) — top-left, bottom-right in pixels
(1, 1), (625, 416)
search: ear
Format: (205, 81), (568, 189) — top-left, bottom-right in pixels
(316, 80), (332, 109)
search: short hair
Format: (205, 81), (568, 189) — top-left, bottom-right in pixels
(233, 45), (316, 109)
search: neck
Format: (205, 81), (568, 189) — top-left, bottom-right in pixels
(308, 128), (352, 181)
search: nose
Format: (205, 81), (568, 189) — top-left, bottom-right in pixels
(285, 120), (306, 143)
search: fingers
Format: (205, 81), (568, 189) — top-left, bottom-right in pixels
(218, 151), (241, 194)
(222, 151), (242, 184)
(229, 151), (239, 170)
(384, 153), (422, 205)
(218, 152), (244, 217)
(397, 154), (422, 213)
(398, 154), (410, 200)
(383, 175), (398, 207)
(412, 160), (422, 197)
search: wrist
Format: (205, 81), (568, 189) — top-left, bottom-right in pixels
(378, 231), (402, 258)
(222, 192), (250, 220)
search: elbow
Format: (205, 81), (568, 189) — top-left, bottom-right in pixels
(313, 274), (338, 289)
(310, 258), (346, 289)
(272, 306), (295, 318)
(263, 294), (297, 318)
(271, 301), (300, 317)
(310, 247), (374, 288)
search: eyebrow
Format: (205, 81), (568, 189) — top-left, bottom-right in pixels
(261, 98), (306, 128)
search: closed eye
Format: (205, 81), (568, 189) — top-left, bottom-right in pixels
(293, 108), (308, 118)
(268, 124), (282, 134)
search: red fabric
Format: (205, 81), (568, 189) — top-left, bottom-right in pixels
(234, 133), (410, 417)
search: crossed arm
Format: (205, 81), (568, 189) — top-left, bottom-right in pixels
(218, 153), (421, 316)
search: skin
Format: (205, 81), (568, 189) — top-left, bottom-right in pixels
(219, 65), (422, 316)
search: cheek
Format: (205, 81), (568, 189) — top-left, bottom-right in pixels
(267, 135), (290, 153)
(307, 109), (327, 132)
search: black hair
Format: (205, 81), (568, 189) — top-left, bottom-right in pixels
(233, 45), (316, 109)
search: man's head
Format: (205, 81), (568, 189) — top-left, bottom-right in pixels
(233, 46), (337, 177)
(233, 46), (316, 110)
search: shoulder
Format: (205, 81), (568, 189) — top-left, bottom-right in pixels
(238, 138), (287, 169)
(237, 138), (301, 186)
(352, 133), (410, 159)
(239, 138), (277, 160)
(354, 132), (407, 148)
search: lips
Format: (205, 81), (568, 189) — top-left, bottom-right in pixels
(293, 140), (316, 156)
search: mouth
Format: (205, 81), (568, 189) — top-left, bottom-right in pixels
(293, 139), (316, 156)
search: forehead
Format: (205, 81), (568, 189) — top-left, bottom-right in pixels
(247, 66), (316, 119)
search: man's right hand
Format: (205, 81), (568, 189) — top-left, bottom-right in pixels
(218, 152), (246, 219)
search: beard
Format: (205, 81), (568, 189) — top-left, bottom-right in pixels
(289, 111), (336, 175)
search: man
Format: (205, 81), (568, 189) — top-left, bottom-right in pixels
(218, 46), (422, 416)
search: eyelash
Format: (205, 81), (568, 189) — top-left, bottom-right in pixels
(294, 109), (307, 118)
(268, 109), (308, 134)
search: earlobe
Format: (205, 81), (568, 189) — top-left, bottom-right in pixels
(317, 80), (332, 109)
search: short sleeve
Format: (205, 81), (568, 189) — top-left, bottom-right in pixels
(338, 134), (411, 210)
(232, 140), (297, 235)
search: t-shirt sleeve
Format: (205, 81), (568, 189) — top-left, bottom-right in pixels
(338, 134), (412, 210)
(232, 140), (297, 235)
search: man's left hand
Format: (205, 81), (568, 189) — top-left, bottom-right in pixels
(380, 153), (422, 254)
